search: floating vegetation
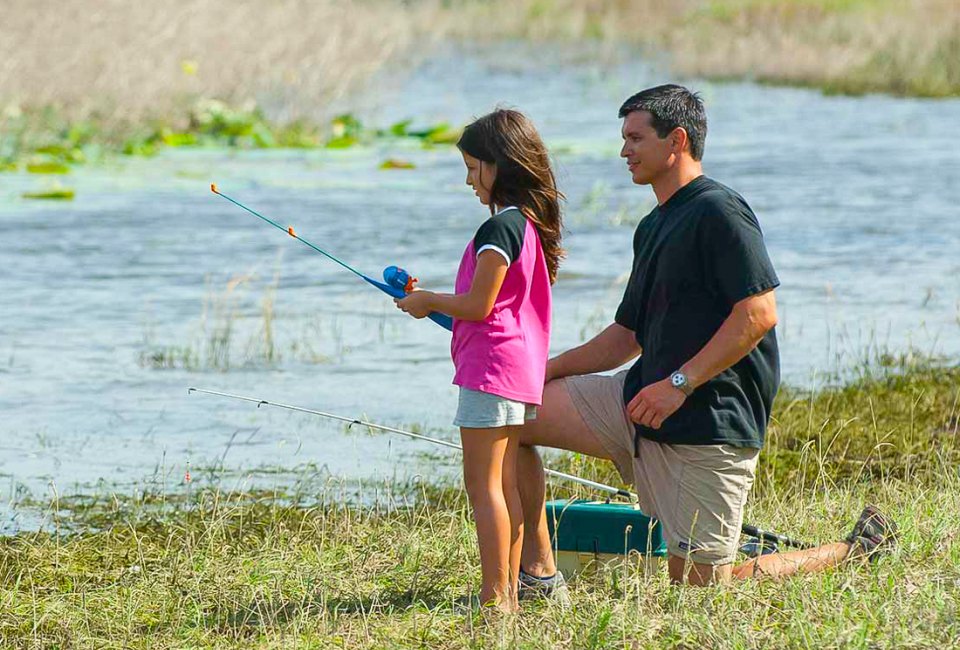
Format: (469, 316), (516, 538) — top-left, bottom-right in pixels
(379, 158), (417, 170)
(0, 100), (463, 176)
(407, 122), (462, 145)
(25, 160), (70, 174)
(22, 184), (76, 200)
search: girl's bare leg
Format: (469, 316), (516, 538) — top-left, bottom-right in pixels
(501, 427), (524, 608)
(460, 427), (516, 611)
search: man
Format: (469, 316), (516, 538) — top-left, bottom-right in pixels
(515, 84), (897, 590)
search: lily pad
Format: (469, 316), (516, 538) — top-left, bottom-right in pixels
(26, 161), (70, 174)
(22, 187), (75, 200)
(379, 158), (416, 170)
(409, 122), (462, 145)
(424, 126), (462, 145)
(389, 119), (412, 137)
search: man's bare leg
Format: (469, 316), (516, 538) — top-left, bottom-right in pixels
(731, 542), (852, 580)
(666, 542), (853, 585)
(517, 378), (614, 577)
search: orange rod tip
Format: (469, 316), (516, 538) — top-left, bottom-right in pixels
(210, 183), (218, 193)
(287, 226), (296, 237)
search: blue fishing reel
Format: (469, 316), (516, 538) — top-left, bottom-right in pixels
(383, 266), (454, 331)
(383, 265), (418, 294)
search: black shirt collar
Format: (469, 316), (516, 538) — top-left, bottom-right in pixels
(659, 175), (709, 213)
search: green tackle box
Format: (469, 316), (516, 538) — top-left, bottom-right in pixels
(545, 499), (667, 577)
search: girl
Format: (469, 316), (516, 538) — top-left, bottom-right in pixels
(396, 109), (563, 612)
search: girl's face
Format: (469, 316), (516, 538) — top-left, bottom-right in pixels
(462, 151), (497, 207)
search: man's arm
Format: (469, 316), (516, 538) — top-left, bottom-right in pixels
(680, 288), (777, 389)
(547, 322), (641, 382)
(627, 289), (777, 429)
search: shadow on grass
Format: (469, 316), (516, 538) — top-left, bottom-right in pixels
(207, 588), (453, 632)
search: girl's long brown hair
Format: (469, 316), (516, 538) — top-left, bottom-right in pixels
(457, 109), (564, 284)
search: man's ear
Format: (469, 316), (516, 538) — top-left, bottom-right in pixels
(671, 127), (689, 155)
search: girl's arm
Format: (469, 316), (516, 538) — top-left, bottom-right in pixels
(395, 251), (508, 322)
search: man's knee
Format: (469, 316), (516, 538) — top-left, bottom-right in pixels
(667, 555), (733, 586)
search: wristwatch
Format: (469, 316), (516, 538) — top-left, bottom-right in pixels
(670, 370), (694, 397)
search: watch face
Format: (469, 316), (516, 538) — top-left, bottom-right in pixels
(671, 373), (685, 387)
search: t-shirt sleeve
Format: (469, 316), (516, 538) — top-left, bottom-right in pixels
(701, 200), (780, 307)
(614, 264), (641, 331)
(614, 222), (646, 332)
(473, 212), (525, 265)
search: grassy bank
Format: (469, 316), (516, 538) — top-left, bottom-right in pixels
(2, 359), (958, 648)
(2, 1), (958, 180)
(459, 0), (960, 98)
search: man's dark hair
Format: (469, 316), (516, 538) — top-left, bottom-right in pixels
(618, 84), (707, 161)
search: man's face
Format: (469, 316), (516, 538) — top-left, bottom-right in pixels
(620, 111), (677, 185)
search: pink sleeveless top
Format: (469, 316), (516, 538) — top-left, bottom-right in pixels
(451, 207), (552, 405)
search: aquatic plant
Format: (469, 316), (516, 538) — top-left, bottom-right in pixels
(138, 270), (365, 371)
(21, 184), (75, 200)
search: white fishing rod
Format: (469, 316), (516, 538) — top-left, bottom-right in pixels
(187, 387), (635, 500)
(187, 387), (810, 549)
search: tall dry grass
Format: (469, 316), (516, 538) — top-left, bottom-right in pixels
(663, 0), (960, 96)
(451, 0), (960, 96)
(0, 0), (438, 124)
(1, 0), (956, 130)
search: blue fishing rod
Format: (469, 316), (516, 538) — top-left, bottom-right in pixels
(210, 184), (453, 331)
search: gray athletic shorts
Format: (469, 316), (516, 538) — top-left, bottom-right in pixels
(565, 370), (759, 565)
(453, 387), (537, 429)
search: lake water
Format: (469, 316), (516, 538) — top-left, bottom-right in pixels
(2, 47), (959, 529)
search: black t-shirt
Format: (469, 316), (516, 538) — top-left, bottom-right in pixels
(616, 175), (780, 450)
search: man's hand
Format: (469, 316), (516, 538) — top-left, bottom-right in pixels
(394, 290), (435, 319)
(627, 378), (686, 430)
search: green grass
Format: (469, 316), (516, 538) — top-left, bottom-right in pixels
(2, 356), (958, 647)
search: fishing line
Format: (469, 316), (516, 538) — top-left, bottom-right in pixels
(209, 184), (453, 330)
(212, 183), (371, 281)
(188, 386), (810, 549)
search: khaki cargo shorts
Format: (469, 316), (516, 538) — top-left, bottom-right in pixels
(565, 370), (759, 565)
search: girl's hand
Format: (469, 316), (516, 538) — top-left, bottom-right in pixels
(395, 290), (435, 319)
